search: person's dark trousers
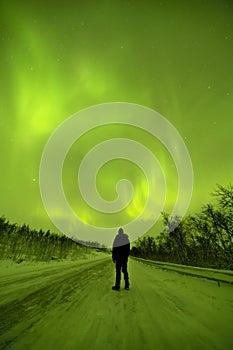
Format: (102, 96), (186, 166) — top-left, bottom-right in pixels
(115, 259), (129, 288)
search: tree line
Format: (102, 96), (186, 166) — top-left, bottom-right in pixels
(0, 218), (105, 262)
(131, 184), (233, 270)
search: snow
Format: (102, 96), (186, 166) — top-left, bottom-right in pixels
(133, 257), (233, 284)
(0, 257), (233, 350)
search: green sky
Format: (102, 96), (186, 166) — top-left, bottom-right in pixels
(0, 0), (232, 243)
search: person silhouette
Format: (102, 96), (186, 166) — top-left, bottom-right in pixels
(112, 227), (130, 291)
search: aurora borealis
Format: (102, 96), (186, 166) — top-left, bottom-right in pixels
(0, 0), (232, 244)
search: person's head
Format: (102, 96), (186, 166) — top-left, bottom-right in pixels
(118, 227), (124, 235)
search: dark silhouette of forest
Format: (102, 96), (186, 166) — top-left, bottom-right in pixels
(0, 184), (232, 269)
(131, 184), (233, 270)
(0, 219), (107, 262)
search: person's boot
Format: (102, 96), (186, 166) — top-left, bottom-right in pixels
(124, 276), (129, 290)
(125, 282), (129, 290)
(112, 285), (120, 291)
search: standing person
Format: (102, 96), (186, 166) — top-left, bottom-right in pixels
(112, 227), (130, 291)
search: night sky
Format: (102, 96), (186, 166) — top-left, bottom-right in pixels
(0, 0), (232, 245)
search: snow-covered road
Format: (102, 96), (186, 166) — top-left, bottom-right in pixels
(0, 257), (233, 350)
